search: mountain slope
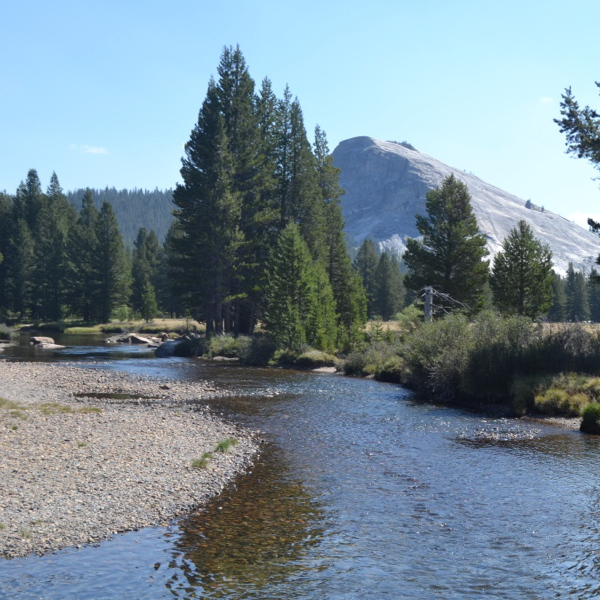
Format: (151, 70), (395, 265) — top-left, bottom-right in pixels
(333, 136), (600, 275)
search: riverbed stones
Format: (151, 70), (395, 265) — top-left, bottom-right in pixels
(0, 361), (259, 559)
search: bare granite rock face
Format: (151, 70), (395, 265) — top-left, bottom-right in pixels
(333, 136), (600, 275)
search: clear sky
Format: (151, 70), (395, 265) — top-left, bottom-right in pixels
(2, 0), (600, 227)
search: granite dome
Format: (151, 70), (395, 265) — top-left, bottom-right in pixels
(333, 136), (600, 275)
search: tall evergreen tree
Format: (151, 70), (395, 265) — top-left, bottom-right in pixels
(66, 191), (99, 321)
(5, 218), (35, 319)
(403, 175), (489, 313)
(93, 201), (131, 323)
(13, 169), (45, 233)
(0, 193), (12, 318)
(355, 239), (380, 318)
(315, 126), (367, 342)
(565, 263), (590, 322)
(374, 252), (405, 320)
(172, 77), (243, 333)
(489, 220), (554, 318)
(275, 87), (324, 257)
(588, 268), (600, 322)
(31, 173), (76, 320)
(547, 274), (567, 322)
(306, 259), (339, 353)
(265, 223), (318, 351)
(131, 228), (161, 320)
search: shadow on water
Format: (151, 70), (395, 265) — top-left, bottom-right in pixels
(163, 444), (326, 599)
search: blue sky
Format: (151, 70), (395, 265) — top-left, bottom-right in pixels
(2, 0), (600, 227)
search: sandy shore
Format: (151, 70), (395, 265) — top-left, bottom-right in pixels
(0, 360), (259, 559)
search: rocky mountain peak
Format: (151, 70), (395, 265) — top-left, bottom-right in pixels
(332, 136), (600, 275)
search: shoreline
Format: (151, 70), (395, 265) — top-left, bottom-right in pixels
(0, 360), (260, 560)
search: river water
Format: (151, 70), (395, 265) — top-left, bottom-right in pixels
(1, 337), (600, 598)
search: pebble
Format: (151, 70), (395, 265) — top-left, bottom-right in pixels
(0, 361), (259, 559)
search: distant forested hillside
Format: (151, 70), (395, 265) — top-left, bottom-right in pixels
(66, 188), (174, 246)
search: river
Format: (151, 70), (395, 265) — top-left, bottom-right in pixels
(1, 336), (600, 598)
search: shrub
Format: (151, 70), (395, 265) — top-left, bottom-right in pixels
(344, 340), (399, 376)
(0, 324), (16, 341)
(208, 334), (252, 358)
(581, 403), (600, 434)
(293, 350), (338, 369)
(534, 388), (589, 417)
(459, 312), (537, 404)
(238, 334), (277, 366)
(400, 313), (472, 400)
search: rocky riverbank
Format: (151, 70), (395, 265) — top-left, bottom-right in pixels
(0, 361), (259, 559)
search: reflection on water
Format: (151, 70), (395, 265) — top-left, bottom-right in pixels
(165, 444), (325, 598)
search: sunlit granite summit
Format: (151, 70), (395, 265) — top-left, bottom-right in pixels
(333, 136), (600, 275)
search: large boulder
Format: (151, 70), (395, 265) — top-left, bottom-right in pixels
(31, 336), (55, 345)
(155, 340), (181, 358)
(116, 333), (153, 345)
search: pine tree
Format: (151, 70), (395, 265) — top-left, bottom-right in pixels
(172, 77), (243, 333)
(565, 263), (590, 322)
(403, 175), (489, 312)
(5, 218), (35, 319)
(0, 193), (13, 318)
(547, 274), (567, 322)
(13, 169), (45, 233)
(93, 201), (131, 323)
(275, 87), (324, 258)
(131, 228), (161, 319)
(66, 191), (99, 321)
(265, 223), (328, 351)
(489, 220), (554, 318)
(31, 173), (76, 320)
(355, 239), (380, 318)
(374, 252), (405, 320)
(306, 260), (338, 353)
(588, 269), (600, 322)
(315, 126), (367, 342)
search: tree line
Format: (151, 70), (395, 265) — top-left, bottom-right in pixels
(2, 55), (600, 351)
(0, 170), (173, 324)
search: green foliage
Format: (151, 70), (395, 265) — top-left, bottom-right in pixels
(581, 403), (600, 434)
(490, 220), (554, 318)
(0, 323), (15, 341)
(396, 304), (423, 334)
(215, 437), (238, 453)
(344, 340), (401, 377)
(547, 273), (567, 322)
(355, 239), (380, 318)
(66, 188), (174, 246)
(292, 349), (338, 369)
(265, 223), (338, 352)
(404, 175), (489, 313)
(555, 83), (600, 171)
(374, 252), (404, 320)
(191, 452), (214, 469)
(238, 334), (277, 366)
(534, 388), (589, 417)
(566, 263), (590, 322)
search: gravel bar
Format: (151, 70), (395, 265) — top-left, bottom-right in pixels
(0, 361), (260, 559)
